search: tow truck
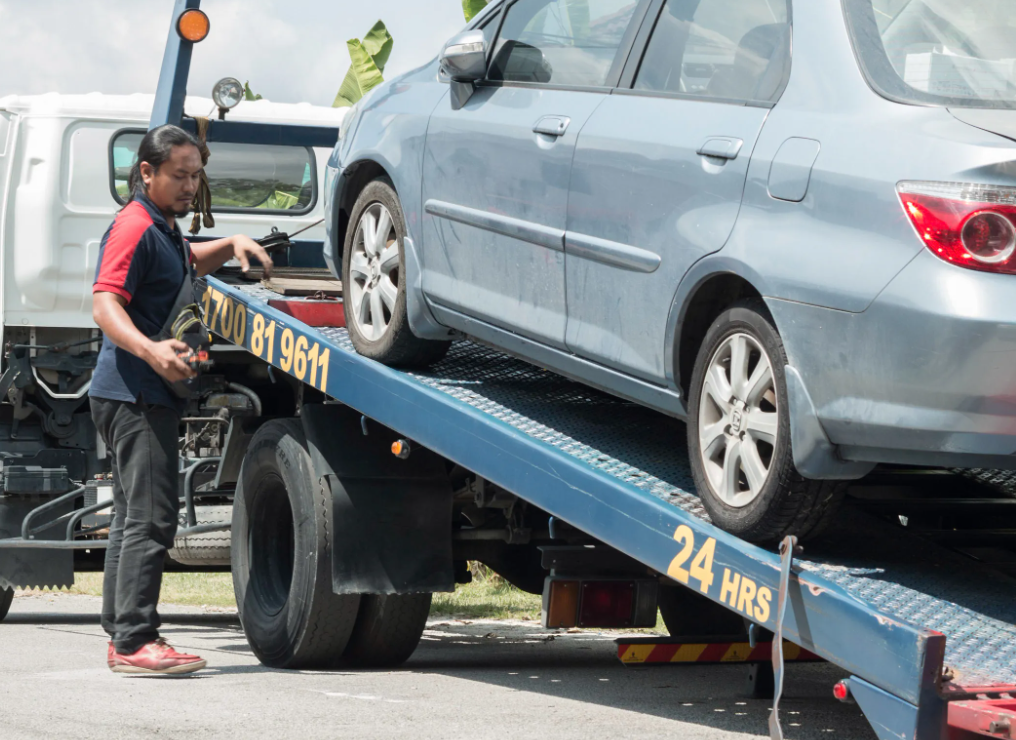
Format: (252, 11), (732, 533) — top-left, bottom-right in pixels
(1, 3), (1015, 739)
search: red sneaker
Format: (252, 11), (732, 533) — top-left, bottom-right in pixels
(109, 638), (206, 675)
(107, 641), (115, 669)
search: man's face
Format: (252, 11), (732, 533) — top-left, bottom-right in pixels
(140, 144), (202, 218)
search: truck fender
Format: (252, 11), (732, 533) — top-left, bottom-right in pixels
(301, 403), (454, 595)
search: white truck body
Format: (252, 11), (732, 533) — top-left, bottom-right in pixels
(0, 93), (344, 339)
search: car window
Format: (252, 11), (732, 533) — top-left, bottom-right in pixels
(845, 0), (1016, 109)
(110, 130), (316, 213)
(488, 0), (642, 87)
(633, 0), (791, 104)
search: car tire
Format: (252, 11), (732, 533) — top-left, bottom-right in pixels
(232, 419), (361, 669)
(687, 299), (844, 543)
(0, 586), (13, 621)
(342, 593), (432, 668)
(342, 179), (451, 368)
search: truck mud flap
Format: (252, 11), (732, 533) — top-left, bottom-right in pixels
(301, 403), (454, 595)
(0, 496), (73, 589)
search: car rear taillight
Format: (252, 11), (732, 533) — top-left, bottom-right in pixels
(897, 181), (1016, 274)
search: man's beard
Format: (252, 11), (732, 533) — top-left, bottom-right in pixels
(173, 206), (192, 218)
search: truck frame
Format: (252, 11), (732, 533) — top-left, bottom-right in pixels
(1, 3), (1015, 739)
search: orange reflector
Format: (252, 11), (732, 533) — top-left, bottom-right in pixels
(391, 441), (404, 456)
(545, 580), (580, 629)
(177, 9), (210, 42)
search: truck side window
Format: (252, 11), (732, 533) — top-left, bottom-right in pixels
(110, 130), (317, 213)
(634, 0), (792, 104)
(488, 0), (643, 87)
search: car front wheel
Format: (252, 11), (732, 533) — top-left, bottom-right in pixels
(342, 178), (450, 368)
(687, 299), (843, 543)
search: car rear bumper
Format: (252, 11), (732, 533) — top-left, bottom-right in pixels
(769, 250), (1016, 470)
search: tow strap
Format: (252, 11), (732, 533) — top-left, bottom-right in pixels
(188, 116), (215, 236)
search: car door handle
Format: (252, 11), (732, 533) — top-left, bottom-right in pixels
(697, 137), (744, 160)
(533, 116), (571, 137)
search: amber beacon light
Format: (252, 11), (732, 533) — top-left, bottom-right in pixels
(177, 9), (210, 43)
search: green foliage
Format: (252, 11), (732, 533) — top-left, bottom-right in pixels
(463, 0), (489, 21)
(243, 81), (263, 102)
(333, 20), (394, 108)
(263, 190), (300, 210)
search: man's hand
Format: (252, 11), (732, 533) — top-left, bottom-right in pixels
(232, 234), (274, 277)
(142, 339), (197, 383)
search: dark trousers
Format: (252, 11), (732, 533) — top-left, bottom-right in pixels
(90, 398), (180, 654)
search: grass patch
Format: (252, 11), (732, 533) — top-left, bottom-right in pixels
(23, 572), (237, 609)
(430, 579), (543, 621)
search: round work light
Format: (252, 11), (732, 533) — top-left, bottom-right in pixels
(212, 77), (244, 112)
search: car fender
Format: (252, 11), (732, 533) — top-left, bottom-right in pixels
(664, 254), (774, 390)
(666, 256), (871, 480)
(331, 69), (454, 340)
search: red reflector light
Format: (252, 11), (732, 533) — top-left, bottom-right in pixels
(897, 181), (1016, 274)
(833, 680), (851, 702)
(578, 581), (634, 628)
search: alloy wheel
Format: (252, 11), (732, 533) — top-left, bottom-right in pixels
(349, 202), (400, 342)
(697, 332), (779, 508)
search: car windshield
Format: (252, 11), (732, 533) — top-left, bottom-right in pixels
(845, 0), (1016, 109)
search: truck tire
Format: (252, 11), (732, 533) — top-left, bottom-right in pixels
(231, 419), (361, 668)
(658, 585), (747, 638)
(0, 586), (13, 621)
(687, 299), (843, 543)
(169, 505), (232, 566)
(342, 593), (432, 668)
(342, 178), (450, 368)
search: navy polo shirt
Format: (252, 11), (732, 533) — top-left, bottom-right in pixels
(91, 193), (196, 412)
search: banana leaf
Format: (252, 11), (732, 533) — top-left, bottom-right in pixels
(333, 20), (393, 108)
(244, 81), (263, 101)
(361, 19), (394, 72)
(564, 0), (590, 41)
(463, 0), (489, 21)
(264, 191), (299, 210)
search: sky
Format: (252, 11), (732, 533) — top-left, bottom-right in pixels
(0, 0), (470, 106)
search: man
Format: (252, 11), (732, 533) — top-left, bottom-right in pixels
(91, 124), (273, 675)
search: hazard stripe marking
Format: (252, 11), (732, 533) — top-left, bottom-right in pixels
(616, 641), (822, 664)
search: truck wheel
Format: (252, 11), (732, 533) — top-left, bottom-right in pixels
(0, 586), (13, 621)
(687, 300), (843, 543)
(658, 585), (746, 638)
(232, 419), (361, 668)
(343, 178), (450, 368)
(342, 593), (432, 668)
(169, 505), (232, 566)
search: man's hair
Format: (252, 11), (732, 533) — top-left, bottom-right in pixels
(125, 124), (201, 205)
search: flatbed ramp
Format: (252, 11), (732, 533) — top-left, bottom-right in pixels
(207, 276), (1016, 739)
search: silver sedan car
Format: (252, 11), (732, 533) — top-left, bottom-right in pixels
(324, 0), (1016, 541)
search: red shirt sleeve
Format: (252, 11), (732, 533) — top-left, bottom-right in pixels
(93, 202), (153, 303)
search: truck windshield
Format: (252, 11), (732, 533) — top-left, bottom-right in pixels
(844, 0), (1016, 109)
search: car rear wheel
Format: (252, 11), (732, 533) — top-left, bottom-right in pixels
(343, 179), (450, 368)
(687, 300), (843, 543)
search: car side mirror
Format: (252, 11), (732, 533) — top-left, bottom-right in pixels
(440, 30), (487, 110)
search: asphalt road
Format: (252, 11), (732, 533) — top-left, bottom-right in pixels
(1, 592), (877, 740)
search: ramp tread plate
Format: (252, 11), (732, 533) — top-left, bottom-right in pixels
(233, 281), (1016, 690)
